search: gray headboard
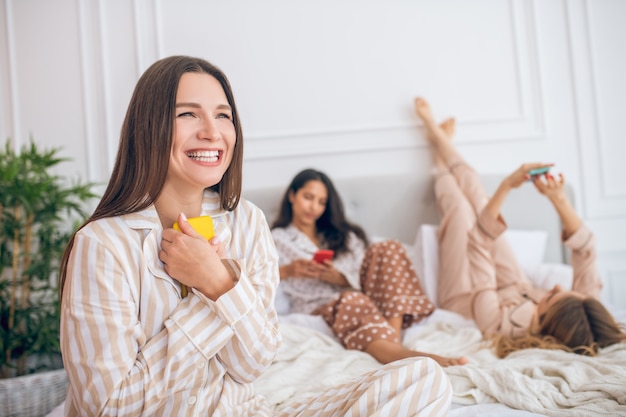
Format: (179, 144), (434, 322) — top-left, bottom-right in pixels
(243, 173), (574, 263)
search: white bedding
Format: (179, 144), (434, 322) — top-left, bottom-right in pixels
(46, 291), (626, 417)
(48, 310), (625, 417)
(264, 310), (626, 417)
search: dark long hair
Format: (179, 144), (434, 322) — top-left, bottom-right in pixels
(59, 55), (244, 296)
(271, 169), (369, 255)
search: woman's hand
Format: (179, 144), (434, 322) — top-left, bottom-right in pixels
(283, 258), (348, 286)
(503, 163), (553, 190)
(533, 172), (566, 201)
(209, 235), (226, 258)
(532, 172), (581, 238)
(484, 162), (553, 222)
(160, 213), (234, 300)
(310, 260), (348, 286)
(283, 259), (318, 278)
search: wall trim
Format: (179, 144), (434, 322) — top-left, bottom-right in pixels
(566, 0), (626, 218)
(245, 0), (546, 161)
(4, 0), (20, 149)
(132, 0), (159, 76)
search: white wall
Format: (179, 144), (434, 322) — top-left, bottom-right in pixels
(1, 0), (625, 308)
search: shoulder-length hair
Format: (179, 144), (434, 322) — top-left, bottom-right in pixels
(59, 55), (244, 295)
(271, 168), (369, 255)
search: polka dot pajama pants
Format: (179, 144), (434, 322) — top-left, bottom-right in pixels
(314, 240), (434, 351)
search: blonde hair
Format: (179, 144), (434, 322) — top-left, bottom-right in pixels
(492, 295), (626, 358)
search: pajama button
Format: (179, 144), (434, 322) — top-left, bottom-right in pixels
(188, 396), (197, 406)
(197, 360), (206, 369)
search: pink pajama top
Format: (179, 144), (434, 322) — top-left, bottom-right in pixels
(470, 211), (602, 339)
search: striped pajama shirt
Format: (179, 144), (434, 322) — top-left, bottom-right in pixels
(61, 192), (280, 416)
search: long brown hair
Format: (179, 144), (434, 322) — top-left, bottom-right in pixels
(493, 294), (626, 357)
(59, 55), (244, 296)
(271, 168), (369, 255)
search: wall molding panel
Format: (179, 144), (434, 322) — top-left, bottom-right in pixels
(77, 0), (110, 182)
(0, 0), (9, 143)
(245, 0), (546, 162)
(567, 0), (626, 219)
(600, 255), (626, 308)
(132, 0), (160, 76)
(1, 0), (624, 306)
(1, 0), (20, 148)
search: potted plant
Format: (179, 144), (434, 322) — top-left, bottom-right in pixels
(0, 139), (96, 416)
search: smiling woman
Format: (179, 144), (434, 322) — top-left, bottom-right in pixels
(58, 55), (273, 416)
(55, 56), (453, 417)
(166, 74), (236, 200)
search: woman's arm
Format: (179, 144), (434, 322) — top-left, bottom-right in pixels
(532, 172), (581, 240)
(329, 232), (367, 290)
(534, 173), (601, 298)
(483, 163), (552, 221)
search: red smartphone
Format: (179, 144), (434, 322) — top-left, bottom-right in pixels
(312, 249), (334, 264)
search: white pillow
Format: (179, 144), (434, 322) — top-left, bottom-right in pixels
(413, 225), (440, 304)
(413, 224), (550, 306)
(504, 229), (549, 268)
(522, 262), (573, 291)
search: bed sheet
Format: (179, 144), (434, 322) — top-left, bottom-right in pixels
(272, 308), (626, 417)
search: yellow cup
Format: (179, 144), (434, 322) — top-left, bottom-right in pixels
(173, 215), (215, 241)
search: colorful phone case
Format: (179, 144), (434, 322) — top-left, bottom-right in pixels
(528, 166), (551, 177)
(173, 215), (215, 241)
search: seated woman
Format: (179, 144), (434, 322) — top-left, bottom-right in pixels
(414, 96), (626, 357)
(271, 168), (467, 366)
(55, 55), (454, 417)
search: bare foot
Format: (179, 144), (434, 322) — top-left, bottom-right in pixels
(426, 353), (468, 367)
(414, 97), (436, 126)
(414, 97), (463, 168)
(439, 117), (456, 139)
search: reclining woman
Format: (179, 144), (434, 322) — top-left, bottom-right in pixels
(414, 96), (626, 357)
(272, 168), (467, 366)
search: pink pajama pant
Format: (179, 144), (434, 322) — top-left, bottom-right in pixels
(314, 240), (434, 351)
(434, 160), (533, 319)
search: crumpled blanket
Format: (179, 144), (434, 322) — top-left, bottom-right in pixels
(261, 318), (626, 417)
(391, 321), (626, 417)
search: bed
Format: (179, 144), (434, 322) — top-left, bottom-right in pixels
(243, 173), (626, 417)
(46, 173), (626, 417)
